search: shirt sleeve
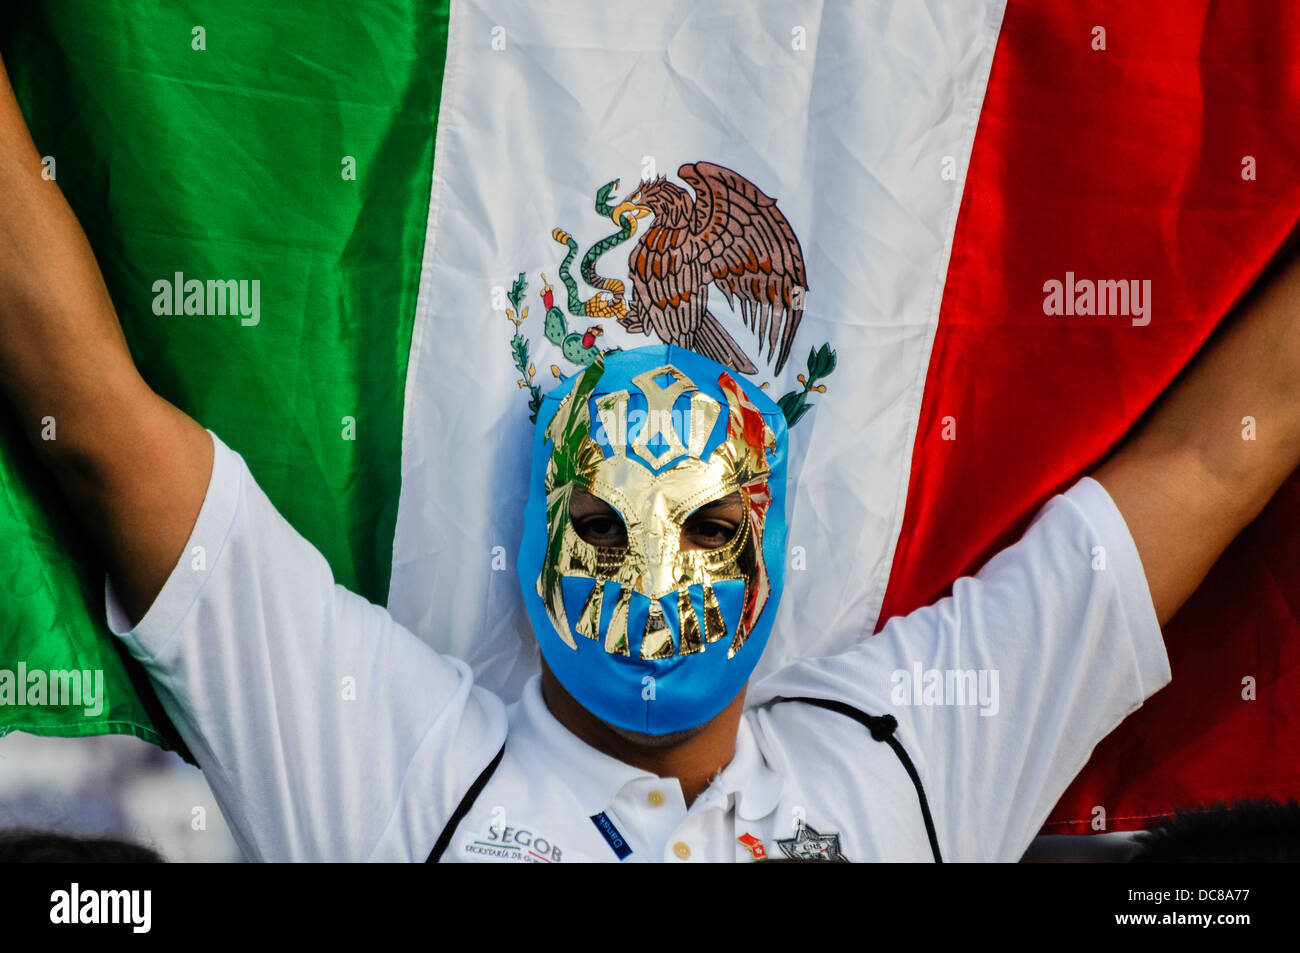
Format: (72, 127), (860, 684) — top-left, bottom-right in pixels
(751, 476), (1170, 861)
(106, 430), (508, 862)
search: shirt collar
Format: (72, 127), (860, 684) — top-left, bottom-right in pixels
(510, 675), (657, 817)
(510, 675), (785, 820)
(716, 714), (786, 821)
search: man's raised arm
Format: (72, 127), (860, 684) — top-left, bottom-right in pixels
(0, 57), (510, 862)
(1094, 242), (1300, 626)
(0, 53), (212, 624)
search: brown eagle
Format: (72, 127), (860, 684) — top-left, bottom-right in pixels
(620, 162), (807, 375)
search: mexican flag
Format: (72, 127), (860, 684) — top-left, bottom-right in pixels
(1, 1), (1297, 835)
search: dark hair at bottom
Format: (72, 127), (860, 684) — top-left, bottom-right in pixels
(1129, 799), (1300, 862)
(0, 828), (165, 863)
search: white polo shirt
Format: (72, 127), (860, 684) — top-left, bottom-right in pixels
(107, 432), (1169, 862)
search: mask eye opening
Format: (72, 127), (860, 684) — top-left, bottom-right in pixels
(680, 490), (746, 552)
(568, 489), (629, 548)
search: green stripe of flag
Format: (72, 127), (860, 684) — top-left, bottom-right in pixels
(0, 1), (450, 742)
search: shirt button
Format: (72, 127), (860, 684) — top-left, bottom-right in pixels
(673, 841), (691, 860)
(647, 789), (665, 806)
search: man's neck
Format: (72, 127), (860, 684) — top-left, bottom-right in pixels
(539, 665), (746, 807)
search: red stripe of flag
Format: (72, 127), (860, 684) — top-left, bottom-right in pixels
(878, 0), (1300, 834)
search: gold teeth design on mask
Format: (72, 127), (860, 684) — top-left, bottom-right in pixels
(605, 588), (633, 657)
(640, 600), (675, 660)
(701, 582), (728, 644)
(575, 582), (603, 641)
(677, 588), (705, 656)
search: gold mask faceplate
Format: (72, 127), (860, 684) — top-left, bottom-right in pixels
(537, 364), (775, 662)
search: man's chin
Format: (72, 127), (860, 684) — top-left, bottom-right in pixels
(602, 719), (709, 749)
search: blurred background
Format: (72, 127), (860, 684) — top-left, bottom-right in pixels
(0, 733), (241, 862)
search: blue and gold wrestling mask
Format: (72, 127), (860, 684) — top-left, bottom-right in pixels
(519, 345), (789, 735)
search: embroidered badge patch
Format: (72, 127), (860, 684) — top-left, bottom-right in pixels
(775, 821), (849, 862)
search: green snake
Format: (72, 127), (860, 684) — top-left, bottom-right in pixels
(550, 179), (647, 319)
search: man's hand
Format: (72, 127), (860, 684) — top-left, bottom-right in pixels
(0, 54), (212, 625)
(1095, 242), (1300, 625)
